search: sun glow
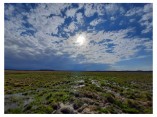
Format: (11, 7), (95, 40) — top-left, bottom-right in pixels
(76, 35), (85, 46)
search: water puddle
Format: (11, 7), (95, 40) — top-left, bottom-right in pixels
(5, 102), (18, 112)
(5, 91), (34, 112)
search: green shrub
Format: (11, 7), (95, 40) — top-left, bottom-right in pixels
(24, 104), (32, 111)
(35, 105), (53, 114)
(7, 108), (22, 114)
(46, 93), (52, 100)
(73, 100), (84, 109)
(103, 93), (115, 103)
(123, 108), (139, 113)
(100, 82), (106, 86)
(51, 103), (60, 110)
(98, 108), (109, 113)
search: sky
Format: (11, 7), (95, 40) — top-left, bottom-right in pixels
(4, 3), (153, 71)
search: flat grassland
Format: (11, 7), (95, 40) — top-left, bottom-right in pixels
(5, 70), (152, 114)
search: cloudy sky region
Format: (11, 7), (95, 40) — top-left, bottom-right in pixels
(5, 3), (152, 71)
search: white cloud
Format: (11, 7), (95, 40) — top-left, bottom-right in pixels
(136, 55), (151, 59)
(143, 4), (152, 13)
(124, 4), (152, 34)
(125, 7), (142, 16)
(45, 16), (65, 34)
(68, 22), (77, 32)
(27, 4), (66, 35)
(143, 41), (152, 52)
(141, 21), (152, 34)
(139, 13), (152, 22)
(84, 4), (96, 17)
(139, 4), (152, 34)
(129, 19), (135, 23)
(5, 4), (15, 19)
(105, 4), (118, 15)
(105, 4), (125, 15)
(78, 3), (84, 9)
(84, 4), (106, 17)
(110, 16), (116, 21)
(76, 12), (84, 24)
(66, 8), (78, 18)
(90, 18), (104, 26)
(125, 3), (152, 24)
(63, 26), (70, 32)
(46, 3), (69, 16)
(95, 4), (105, 16)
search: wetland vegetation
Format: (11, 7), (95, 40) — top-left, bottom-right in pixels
(5, 70), (152, 114)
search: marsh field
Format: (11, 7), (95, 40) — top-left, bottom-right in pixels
(5, 70), (152, 114)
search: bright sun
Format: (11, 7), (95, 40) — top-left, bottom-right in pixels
(76, 35), (85, 46)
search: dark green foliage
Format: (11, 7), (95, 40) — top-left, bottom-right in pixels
(123, 108), (140, 114)
(7, 108), (22, 114)
(35, 105), (53, 114)
(24, 104), (32, 111)
(99, 108), (109, 113)
(106, 94), (115, 103)
(46, 93), (52, 100)
(73, 100), (84, 110)
(51, 103), (60, 110)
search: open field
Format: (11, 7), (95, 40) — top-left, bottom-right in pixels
(5, 70), (152, 114)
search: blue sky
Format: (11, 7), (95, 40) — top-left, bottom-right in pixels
(4, 3), (152, 71)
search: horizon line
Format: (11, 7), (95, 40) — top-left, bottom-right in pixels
(4, 69), (153, 72)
